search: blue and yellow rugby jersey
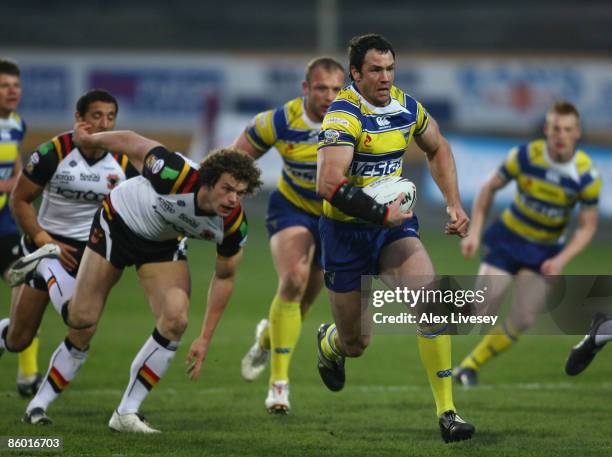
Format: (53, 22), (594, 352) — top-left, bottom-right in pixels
(498, 139), (601, 243)
(245, 96), (322, 216)
(0, 112), (26, 234)
(318, 83), (428, 222)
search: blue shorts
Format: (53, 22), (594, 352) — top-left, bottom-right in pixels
(265, 189), (321, 266)
(482, 220), (563, 274)
(319, 215), (420, 293)
(0, 204), (18, 236)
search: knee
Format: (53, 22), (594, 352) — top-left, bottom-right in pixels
(6, 331), (34, 353)
(67, 310), (98, 330)
(279, 267), (309, 301)
(341, 335), (369, 358)
(159, 314), (188, 341)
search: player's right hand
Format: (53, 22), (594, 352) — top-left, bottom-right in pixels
(72, 121), (93, 148)
(385, 193), (413, 227)
(460, 233), (480, 258)
(56, 241), (79, 272)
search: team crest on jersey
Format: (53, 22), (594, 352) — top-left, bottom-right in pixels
(323, 129), (340, 144)
(200, 229), (215, 240)
(106, 174), (120, 190)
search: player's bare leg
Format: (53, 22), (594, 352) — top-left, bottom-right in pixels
(110, 260), (190, 433)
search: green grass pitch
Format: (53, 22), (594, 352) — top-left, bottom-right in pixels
(1, 212), (611, 456)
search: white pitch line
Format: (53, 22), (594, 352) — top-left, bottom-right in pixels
(2, 382), (611, 398)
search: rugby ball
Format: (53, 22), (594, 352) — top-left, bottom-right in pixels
(362, 176), (416, 213)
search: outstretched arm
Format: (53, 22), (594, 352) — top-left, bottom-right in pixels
(72, 121), (161, 172)
(186, 251), (242, 380)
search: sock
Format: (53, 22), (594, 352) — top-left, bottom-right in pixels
(269, 294), (301, 384)
(595, 319), (612, 345)
(26, 337), (88, 413)
(117, 328), (179, 415)
(259, 325), (271, 350)
(18, 336), (40, 379)
(460, 322), (519, 371)
(0, 318), (9, 351)
(321, 323), (343, 361)
(417, 326), (455, 416)
(37, 258), (75, 316)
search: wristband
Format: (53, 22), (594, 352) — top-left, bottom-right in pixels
(329, 181), (388, 225)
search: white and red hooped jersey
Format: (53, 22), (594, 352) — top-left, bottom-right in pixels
(23, 131), (138, 241)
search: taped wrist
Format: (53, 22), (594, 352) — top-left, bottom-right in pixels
(329, 181), (388, 225)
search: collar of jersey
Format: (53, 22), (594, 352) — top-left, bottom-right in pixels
(0, 112), (21, 130)
(541, 140), (579, 180)
(349, 83), (407, 116)
(300, 97), (322, 129)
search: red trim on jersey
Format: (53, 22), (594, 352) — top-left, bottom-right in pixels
(224, 206), (241, 226)
(179, 171), (199, 194)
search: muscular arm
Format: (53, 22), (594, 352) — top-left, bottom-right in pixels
(232, 131), (266, 159)
(541, 206), (598, 275)
(186, 251), (242, 380)
(9, 172), (79, 269)
(9, 172), (47, 244)
(73, 122), (161, 172)
(0, 155), (22, 193)
(316, 145), (353, 200)
(415, 117), (469, 236)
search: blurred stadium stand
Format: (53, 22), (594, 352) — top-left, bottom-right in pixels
(3, 1), (612, 53)
(3, 1), (612, 236)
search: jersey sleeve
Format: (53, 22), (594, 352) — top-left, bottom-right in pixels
(217, 206), (248, 257)
(244, 108), (281, 153)
(578, 167), (602, 206)
(112, 152), (140, 179)
(413, 101), (430, 136)
(318, 98), (363, 149)
(142, 146), (200, 195)
(22, 132), (74, 186)
(497, 147), (521, 182)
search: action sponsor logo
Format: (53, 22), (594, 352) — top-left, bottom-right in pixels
(178, 213), (198, 229)
(325, 117), (350, 128)
(30, 152), (40, 165)
(80, 172), (100, 182)
(145, 154), (157, 170)
(151, 159), (165, 175)
(349, 158), (402, 177)
(55, 172), (75, 182)
(156, 197), (176, 214)
(375, 116), (391, 128)
(54, 187), (105, 201)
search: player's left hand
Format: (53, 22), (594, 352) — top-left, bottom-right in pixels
(540, 257), (564, 276)
(185, 336), (209, 381)
(445, 205), (470, 238)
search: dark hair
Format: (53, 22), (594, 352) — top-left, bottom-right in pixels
(76, 89), (118, 117)
(0, 59), (20, 77)
(547, 100), (580, 120)
(348, 34), (395, 81)
(199, 148), (262, 195)
(305, 57), (345, 83)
